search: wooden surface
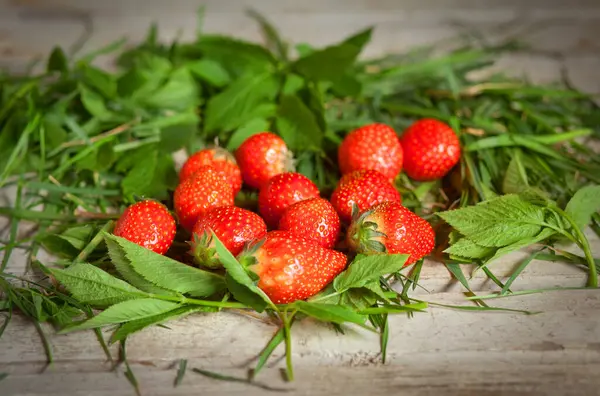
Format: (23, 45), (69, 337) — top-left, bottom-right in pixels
(1, 0), (600, 395)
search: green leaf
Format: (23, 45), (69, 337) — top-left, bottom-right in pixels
(276, 95), (322, 151)
(110, 305), (206, 343)
(252, 327), (284, 378)
(333, 254), (409, 292)
(437, 194), (546, 247)
(51, 263), (147, 307)
(444, 238), (495, 259)
(104, 234), (175, 295)
(80, 64), (118, 98)
(213, 235), (273, 312)
(79, 84), (113, 120)
(42, 118), (67, 149)
(444, 263), (472, 291)
(203, 72), (279, 134)
(294, 301), (366, 325)
(121, 149), (158, 197)
(105, 234), (226, 298)
(226, 118), (270, 151)
(502, 151), (528, 194)
(281, 73), (305, 96)
(47, 47), (68, 73)
(61, 298), (179, 333)
(196, 35), (276, 78)
(246, 9), (288, 60)
(481, 227), (557, 268)
(293, 28), (372, 81)
(188, 59), (231, 87)
(565, 185), (600, 230)
(144, 68), (200, 110)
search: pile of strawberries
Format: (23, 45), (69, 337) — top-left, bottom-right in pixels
(113, 118), (461, 304)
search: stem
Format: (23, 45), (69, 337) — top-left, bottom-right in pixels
(307, 290), (344, 303)
(281, 310), (296, 382)
(75, 221), (114, 263)
(552, 206), (598, 288)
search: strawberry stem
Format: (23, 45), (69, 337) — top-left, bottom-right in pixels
(281, 309), (296, 381)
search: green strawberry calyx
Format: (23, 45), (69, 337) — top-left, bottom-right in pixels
(190, 230), (222, 269)
(346, 204), (388, 254)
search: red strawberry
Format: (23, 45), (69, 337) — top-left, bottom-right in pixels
(179, 147), (242, 194)
(347, 201), (434, 266)
(258, 172), (320, 228)
(191, 206), (267, 268)
(174, 166), (235, 232)
(338, 123), (403, 182)
(241, 234), (348, 304)
(400, 118), (461, 181)
(235, 132), (294, 189)
(113, 200), (176, 255)
(330, 169), (401, 223)
(278, 198), (340, 249)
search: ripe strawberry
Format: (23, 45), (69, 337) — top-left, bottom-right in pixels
(179, 147), (242, 194)
(330, 169), (401, 223)
(113, 200), (176, 255)
(400, 118), (461, 181)
(347, 201), (434, 266)
(191, 206), (267, 268)
(278, 198), (340, 249)
(241, 234), (348, 304)
(174, 166), (235, 232)
(338, 123), (403, 182)
(258, 172), (320, 228)
(235, 132), (294, 189)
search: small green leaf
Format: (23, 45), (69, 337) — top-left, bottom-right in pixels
(51, 263), (147, 307)
(276, 95), (322, 151)
(61, 298), (179, 333)
(333, 254), (408, 292)
(502, 152), (528, 194)
(105, 234), (226, 298)
(79, 84), (113, 120)
(565, 185), (600, 231)
(213, 235), (273, 312)
(437, 194), (546, 247)
(203, 72), (279, 134)
(444, 238), (495, 259)
(144, 68), (200, 110)
(47, 47), (68, 73)
(188, 59), (231, 87)
(121, 149), (158, 197)
(80, 64), (118, 98)
(293, 28), (372, 82)
(111, 305), (206, 343)
(226, 118), (270, 151)
(294, 301), (366, 325)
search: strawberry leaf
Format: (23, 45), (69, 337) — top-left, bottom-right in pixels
(333, 254), (409, 293)
(60, 298), (179, 333)
(275, 95), (322, 151)
(51, 263), (148, 307)
(104, 234), (226, 298)
(212, 233), (275, 312)
(293, 301), (366, 325)
(565, 184), (600, 231)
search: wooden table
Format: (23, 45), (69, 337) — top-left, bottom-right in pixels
(1, 1), (600, 395)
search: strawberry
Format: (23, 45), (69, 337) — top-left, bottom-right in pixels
(400, 118), (461, 181)
(191, 206), (267, 268)
(338, 123), (403, 182)
(113, 200), (176, 255)
(330, 169), (401, 223)
(235, 132), (294, 189)
(347, 201), (435, 266)
(174, 166), (235, 232)
(278, 198), (340, 249)
(241, 233), (348, 304)
(258, 172), (320, 228)
(179, 147), (242, 194)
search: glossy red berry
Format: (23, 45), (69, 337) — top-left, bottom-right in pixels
(179, 147), (242, 194)
(278, 198), (340, 249)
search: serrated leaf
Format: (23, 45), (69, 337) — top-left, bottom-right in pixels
(203, 72), (279, 134)
(104, 235), (175, 295)
(333, 254), (408, 292)
(121, 149), (157, 197)
(502, 151), (528, 194)
(213, 235), (272, 312)
(565, 185), (600, 231)
(226, 118), (270, 151)
(105, 234), (225, 298)
(188, 59), (231, 87)
(110, 305), (207, 343)
(437, 194), (545, 247)
(293, 28), (372, 82)
(481, 227), (557, 268)
(61, 298), (179, 333)
(444, 238), (495, 259)
(144, 68), (200, 111)
(276, 95), (322, 151)
(294, 301), (366, 325)
(51, 263), (147, 307)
